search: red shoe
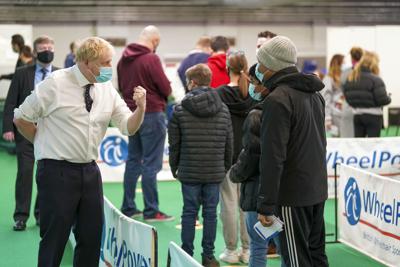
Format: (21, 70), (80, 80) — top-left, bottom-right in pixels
(144, 212), (175, 222)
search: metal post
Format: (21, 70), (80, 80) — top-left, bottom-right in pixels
(334, 163), (338, 243)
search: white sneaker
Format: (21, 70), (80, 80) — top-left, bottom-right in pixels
(238, 247), (250, 264)
(219, 248), (239, 263)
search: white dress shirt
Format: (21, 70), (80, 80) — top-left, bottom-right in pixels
(14, 65), (132, 163)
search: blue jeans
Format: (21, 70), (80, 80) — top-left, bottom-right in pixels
(121, 112), (166, 217)
(181, 182), (219, 258)
(245, 211), (284, 267)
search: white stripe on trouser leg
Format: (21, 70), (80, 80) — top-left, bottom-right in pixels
(282, 207), (294, 267)
(287, 207), (299, 267)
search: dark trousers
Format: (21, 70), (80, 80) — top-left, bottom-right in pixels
(181, 182), (219, 258)
(278, 202), (329, 267)
(36, 159), (104, 267)
(14, 137), (39, 222)
(122, 112), (166, 217)
(354, 114), (383, 137)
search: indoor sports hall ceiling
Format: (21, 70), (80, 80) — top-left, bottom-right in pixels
(0, 0), (399, 24)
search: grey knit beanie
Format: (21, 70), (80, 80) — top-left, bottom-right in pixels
(256, 36), (297, 72)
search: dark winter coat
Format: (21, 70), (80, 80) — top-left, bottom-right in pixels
(216, 85), (255, 164)
(343, 68), (391, 108)
(168, 87), (233, 184)
(257, 67), (328, 216)
(229, 103), (263, 211)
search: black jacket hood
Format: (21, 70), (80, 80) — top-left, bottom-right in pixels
(217, 85), (255, 117)
(264, 67), (325, 93)
(182, 87), (223, 117)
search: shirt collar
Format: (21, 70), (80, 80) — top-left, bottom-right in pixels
(36, 63), (52, 73)
(72, 64), (91, 87)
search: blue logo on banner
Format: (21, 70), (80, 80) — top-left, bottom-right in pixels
(344, 177), (362, 225)
(100, 136), (128, 166)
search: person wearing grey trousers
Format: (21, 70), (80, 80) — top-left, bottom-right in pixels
(216, 51), (253, 264)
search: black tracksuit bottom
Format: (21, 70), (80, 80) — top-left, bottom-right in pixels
(277, 201), (329, 267)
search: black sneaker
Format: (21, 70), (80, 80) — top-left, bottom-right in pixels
(144, 212), (175, 222)
(13, 220), (26, 231)
(131, 209), (143, 219)
(202, 255), (220, 267)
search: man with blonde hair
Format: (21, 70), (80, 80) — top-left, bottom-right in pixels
(118, 25), (173, 222)
(14, 36), (146, 266)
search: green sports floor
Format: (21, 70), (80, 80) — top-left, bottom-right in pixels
(0, 149), (388, 267)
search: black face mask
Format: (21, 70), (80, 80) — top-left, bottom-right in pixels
(37, 50), (54, 64)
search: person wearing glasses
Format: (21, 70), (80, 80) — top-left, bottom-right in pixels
(229, 63), (284, 267)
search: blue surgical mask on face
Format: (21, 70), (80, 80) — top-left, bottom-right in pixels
(249, 83), (263, 101)
(255, 63), (264, 83)
(95, 67), (113, 83)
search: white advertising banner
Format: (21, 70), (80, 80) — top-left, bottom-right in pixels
(97, 127), (172, 182)
(168, 242), (203, 267)
(99, 197), (157, 267)
(327, 137), (400, 198)
(97, 129), (400, 193)
(338, 164), (400, 267)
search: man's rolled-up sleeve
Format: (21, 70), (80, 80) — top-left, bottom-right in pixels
(14, 77), (57, 122)
(111, 92), (132, 136)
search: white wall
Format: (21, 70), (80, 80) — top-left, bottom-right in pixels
(33, 22), (326, 69)
(327, 26), (400, 115)
(0, 24), (32, 98)
(10, 22), (324, 94)
(32, 24), (95, 68)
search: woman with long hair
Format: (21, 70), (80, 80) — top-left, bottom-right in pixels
(216, 50), (253, 264)
(343, 51), (391, 137)
(321, 54), (345, 136)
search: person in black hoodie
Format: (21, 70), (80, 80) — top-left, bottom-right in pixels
(229, 64), (283, 267)
(256, 36), (329, 267)
(168, 63), (233, 267)
(343, 51), (391, 137)
(216, 51), (253, 264)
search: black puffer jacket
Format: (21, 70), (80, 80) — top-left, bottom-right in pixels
(257, 67), (328, 216)
(168, 87), (233, 184)
(217, 85), (255, 164)
(229, 103), (263, 211)
(343, 68), (391, 108)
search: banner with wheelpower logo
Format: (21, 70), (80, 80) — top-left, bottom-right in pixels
(327, 137), (400, 198)
(69, 197), (158, 267)
(339, 164), (400, 267)
(97, 127), (171, 182)
(97, 128), (400, 188)
(99, 197), (157, 267)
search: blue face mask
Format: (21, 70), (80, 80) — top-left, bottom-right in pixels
(255, 63), (264, 83)
(95, 67), (113, 83)
(249, 83), (263, 101)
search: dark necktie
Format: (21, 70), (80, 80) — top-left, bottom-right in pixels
(84, 84), (93, 112)
(40, 68), (48, 81)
